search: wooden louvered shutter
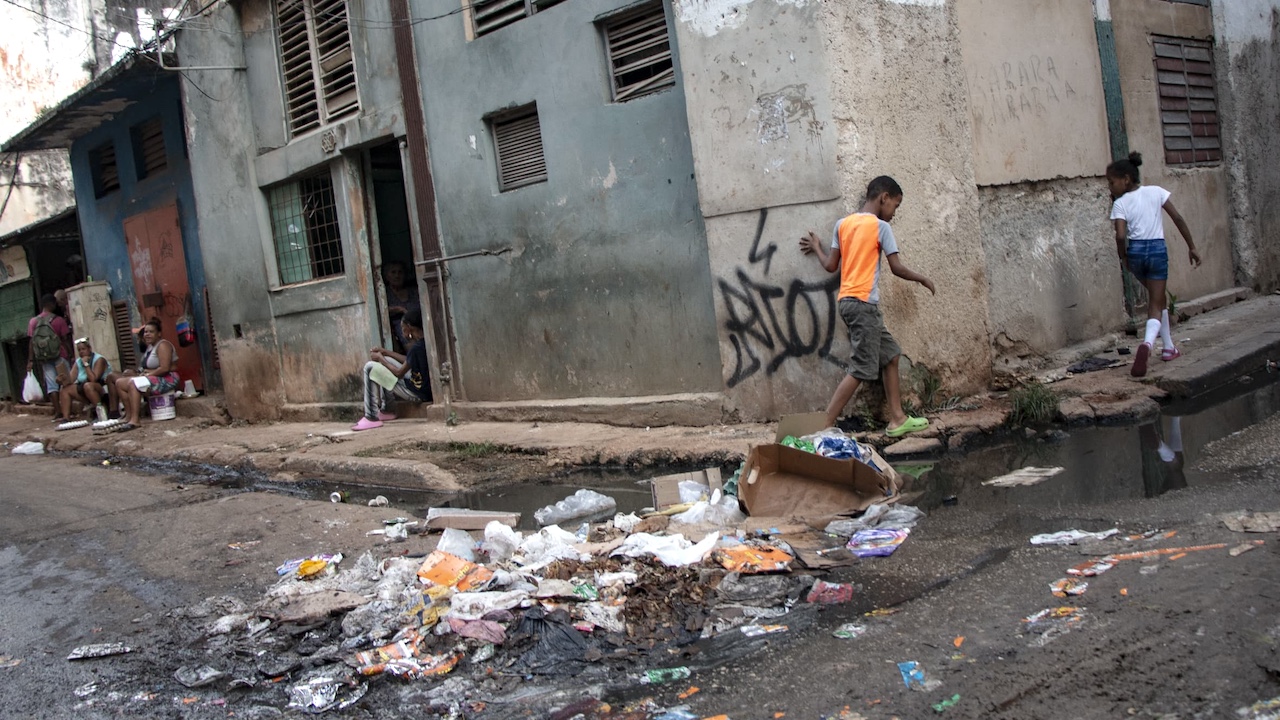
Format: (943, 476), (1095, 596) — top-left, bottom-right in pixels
(278, 0), (320, 134)
(132, 117), (167, 178)
(492, 107), (547, 191)
(605, 3), (674, 102)
(313, 0), (357, 120)
(1154, 36), (1221, 165)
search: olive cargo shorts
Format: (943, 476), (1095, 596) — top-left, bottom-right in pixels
(838, 297), (902, 381)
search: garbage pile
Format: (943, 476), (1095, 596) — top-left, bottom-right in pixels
(163, 422), (922, 716)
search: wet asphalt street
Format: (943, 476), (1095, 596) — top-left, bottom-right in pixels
(2, 398), (1280, 719)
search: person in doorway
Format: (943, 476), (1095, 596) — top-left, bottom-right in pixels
(26, 293), (73, 407)
(59, 338), (112, 422)
(1106, 151), (1201, 377)
(382, 260), (421, 353)
(353, 308), (432, 431)
(106, 318), (180, 430)
(799, 176), (936, 436)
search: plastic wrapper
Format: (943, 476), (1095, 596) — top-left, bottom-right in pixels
(847, 528), (910, 557)
(1050, 578), (1088, 597)
(174, 665), (228, 688)
(533, 489), (617, 526)
(286, 670), (368, 713)
(482, 522), (523, 563)
(11, 441), (44, 455)
(518, 525), (588, 568)
(779, 435), (816, 454)
(66, 643), (132, 660)
(577, 602), (625, 633)
(713, 544), (793, 573)
(1029, 528), (1119, 546)
(612, 513), (643, 533)
(824, 504), (925, 537)
(416, 551), (493, 592)
(447, 590), (529, 621)
(612, 531), (720, 567)
(1067, 558), (1116, 577)
(806, 580), (855, 604)
(437, 527), (477, 561)
(276, 553), (342, 579)
(897, 660), (941, 691)
(832, 623), (868, 639)
(677, 480), (710, 504)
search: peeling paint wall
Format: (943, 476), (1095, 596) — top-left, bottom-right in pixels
(1213, 0), (1280, 292)
(410, 0), (723, 402)
(176, 1), (409, 418)
(679, 0), (991, 420)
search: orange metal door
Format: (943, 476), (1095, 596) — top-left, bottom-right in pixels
(123, 203), (204, 390)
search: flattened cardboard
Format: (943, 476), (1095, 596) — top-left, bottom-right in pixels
(650, 467), (724, 510)
(740, 413), (901, 519)
(425, 508), (520, 530)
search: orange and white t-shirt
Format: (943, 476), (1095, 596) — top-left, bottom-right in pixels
(832, 213), (899, 303)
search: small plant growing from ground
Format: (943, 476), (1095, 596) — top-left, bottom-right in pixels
(1008, 381), (1060, 426)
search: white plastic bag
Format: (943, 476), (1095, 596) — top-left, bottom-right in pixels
(611, 531), (719, 567)
(482, 522), (523, 563)
(22, 372), (42, 404)
(11, 441), (45, 455)
(437, 528), (477, 561)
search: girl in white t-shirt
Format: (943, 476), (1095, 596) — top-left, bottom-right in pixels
(1106, 152), (1201, 377)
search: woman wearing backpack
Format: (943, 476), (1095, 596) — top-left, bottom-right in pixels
(26, 294), (72, 407)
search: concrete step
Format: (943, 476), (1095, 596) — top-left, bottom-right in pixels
(1151, 294), (1280, 398)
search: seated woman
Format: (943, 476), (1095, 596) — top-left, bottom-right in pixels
(382, 261), (421, 353)
(57, 338), (112, 422)
(105, 318), (180, 430)
(353, 308), (432, 431)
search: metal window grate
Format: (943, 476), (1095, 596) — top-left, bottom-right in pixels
(267, 170), (345, 285)
(92, 142), (120, 198)
(604, 2), (674, 102)
(492, 106), (547, 191)
(1153, 36), (1220, 165)
(131, 117), (167, 179)
(276, 0), (358, 137)
(471, 0), (564, 38)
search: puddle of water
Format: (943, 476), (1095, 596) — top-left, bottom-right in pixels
(910, 373), (1280, 511)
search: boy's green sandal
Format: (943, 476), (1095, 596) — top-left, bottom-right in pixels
(886, 416), (929, 438)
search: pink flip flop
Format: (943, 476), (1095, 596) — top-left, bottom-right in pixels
(351, 417), (383, 431)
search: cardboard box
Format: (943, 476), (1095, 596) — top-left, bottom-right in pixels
(425, 508), (520, 530)
(739, 412), (900, 519)
(650, 467), (723, 510)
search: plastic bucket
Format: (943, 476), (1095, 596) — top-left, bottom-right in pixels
(148, 391), (177, 421)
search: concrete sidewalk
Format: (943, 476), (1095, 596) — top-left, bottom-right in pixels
(2, 294), (1276, 488)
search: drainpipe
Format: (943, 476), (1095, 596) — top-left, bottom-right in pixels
(1093, 0), (1141, 332)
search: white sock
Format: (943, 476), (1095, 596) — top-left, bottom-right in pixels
(1160, 310), (1175, 350)
(1144, 318), (1160, 346)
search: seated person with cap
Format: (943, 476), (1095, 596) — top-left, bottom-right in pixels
(58, 337), (112, 422)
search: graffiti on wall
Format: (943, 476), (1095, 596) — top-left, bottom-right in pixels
(719, 208), (842, 388)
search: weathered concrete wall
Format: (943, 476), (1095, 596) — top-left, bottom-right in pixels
(979, 179), (1126, 372)
(676, 0), (991, 420)
(411, 0), (723, 402)
(1111, 0), (1234, 302)
(1213, 0), (1280, 292)
(0, 151), (75, 238)
(177, 1), (409, 417)
(956, 0), (1112, 185)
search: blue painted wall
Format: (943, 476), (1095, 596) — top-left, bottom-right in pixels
(68, 74), (214, 385)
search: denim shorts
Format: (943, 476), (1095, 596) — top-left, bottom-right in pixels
(1127, 239), (1169, 281)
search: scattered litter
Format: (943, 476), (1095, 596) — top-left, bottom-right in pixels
(983, 467), (1064, 487)
(11, 441), (44, 455)
(865, 607), (898, 617)
(416, 550), (494, 591)
(329, 491), (348, 503)
(1169, 552), (1187, 561)
(276, 553), (342, 579)
(1022, 607), (1085, 646)
(897, 660), (941, 691)
(67, 643), (132, 660)
(1237, 696), (1280, 720)
(534, 489), (617, 527)
(1140, 565), (1159, 575)
(227, 541), (260, 550)
(367, 495), (389, 507)
(806, 580), (855, 604)
(73, 681), (98, 698)
(0, 656), (22, 669)
(678, 686), (700, 700)
(426, 508), (520, 530)
(612, 532), (719, 567)
(1067, 558), (1115, 577)
(1120, 588), (1128, 596)
(953, 636), (964, 648)
(1222, 511), (1280, 533)
(847, 528), (909, 557)
(932, 694), (961, 713)
(740, 624), (788, 637)
(286, 669), (368, 713)
(1230, 543), (1259, 557)
(714, 544), (793, 573)
(175, 665), (227, 688)
(1029, 528), (1119, 546)
(1109, 543), (1229, 561)
(1050, 578), (1088, 597)
(640, 667), (692, 685)
(825, 504), (924, 536)
(436, 527), (477, 561)
(833, 623), (868, 639)
(1067, 356), (1123, 374)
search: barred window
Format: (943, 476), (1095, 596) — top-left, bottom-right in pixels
(90, 142), (120, 198)
(471, 0), (564, 38)
(130, 117), (167, 179)
(1154, 36), (1220, 165)
(276, 0), (358, 137)
(491, 105), (547, 192)
(603, 2), (674, 102)
(267, 170), (345, 285)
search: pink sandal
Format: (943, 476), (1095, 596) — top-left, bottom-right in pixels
(377, 411), (397, 422)
(1161, 347), (1181, 362)
(351, 417), (383, 431)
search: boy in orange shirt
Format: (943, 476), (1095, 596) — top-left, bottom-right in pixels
(800, 176), (935, 435)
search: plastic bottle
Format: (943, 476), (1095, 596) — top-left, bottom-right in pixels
(533, 489), (617, 526)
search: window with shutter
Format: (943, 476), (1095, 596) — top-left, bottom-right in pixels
(491, 105), (547, 192)
(470, 0), (565, 38)
(1153, 36), (1220, 166)
(275, 0), (358, 137)
(603, 2), (674, 102)
(90, 142), (120, 198)
(267, 169), (346, 285)
(130, 117), (167, 180)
